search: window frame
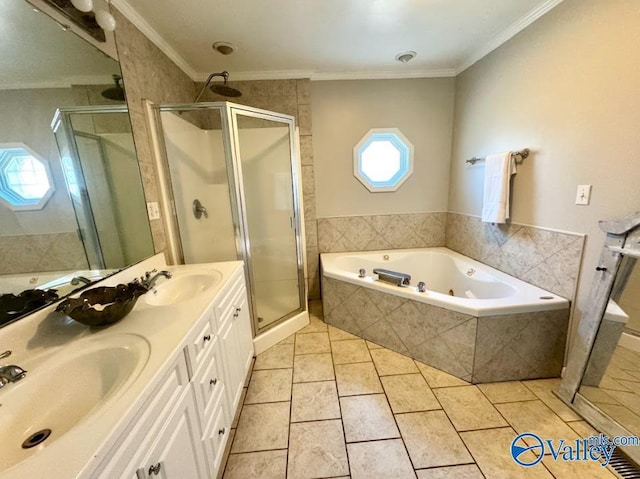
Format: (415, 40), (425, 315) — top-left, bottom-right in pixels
(353, 128), (414, 192)
(0, 142), (55, 211)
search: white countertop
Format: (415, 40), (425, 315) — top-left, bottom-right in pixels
(0, 254), (244, 479)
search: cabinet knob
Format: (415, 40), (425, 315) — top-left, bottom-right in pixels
(596, 266), (608, 272)
(210, 378), (218, 386)
(235, 307), (242, 313)
(148, 462), (162, 475)
(218, 427), (226, 435)
(203, 335), (211, 342)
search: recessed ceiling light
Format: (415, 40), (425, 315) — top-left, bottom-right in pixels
(395, 51), (417, 63)
(212, 41), (236, 55)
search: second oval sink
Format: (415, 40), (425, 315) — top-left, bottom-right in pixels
(143, 271), (222, 306)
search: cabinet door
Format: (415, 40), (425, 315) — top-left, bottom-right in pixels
(219, 315), (243, 412)
(134, 389), (207, 479)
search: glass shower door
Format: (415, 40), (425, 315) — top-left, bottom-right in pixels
(232, 111), (303, 331)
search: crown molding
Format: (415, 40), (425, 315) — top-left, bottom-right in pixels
(310, 69), (456, 81)
(109, 0), (198, 80)
(193, 70), (314, 82)
(456, 0), (565, 74)
(193, 69), (457, 82)
(0, 75), (116, 90)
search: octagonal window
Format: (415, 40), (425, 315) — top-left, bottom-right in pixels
(353, 128), (414, 192)
(0, 143), (54, 211)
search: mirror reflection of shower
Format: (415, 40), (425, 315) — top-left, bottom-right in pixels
(52, 106), (154, 270)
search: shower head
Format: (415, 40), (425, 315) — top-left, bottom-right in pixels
(193, 71), (242, 102)
(101, 74), (126, 102)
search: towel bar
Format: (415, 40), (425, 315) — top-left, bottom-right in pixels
(466, 148), (530, 165)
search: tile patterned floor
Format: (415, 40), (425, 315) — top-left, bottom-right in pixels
(222, 305), (618, 479)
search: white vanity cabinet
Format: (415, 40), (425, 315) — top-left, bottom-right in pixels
(132, 387), (207, 479)
(91, 265), (253, 479)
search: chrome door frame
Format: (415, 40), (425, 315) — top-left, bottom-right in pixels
(226, 103), (307, 335)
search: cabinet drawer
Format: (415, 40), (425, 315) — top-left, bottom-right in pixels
(185, 318), (215, 377)
(217, 285), (247, 333)
(203, 402), (229, 474)
(193, 340), (226, 424)
(92, 356), (190, 479)
(215, 273), (245, 326)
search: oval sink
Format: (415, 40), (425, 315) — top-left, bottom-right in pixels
(0, 334), (150, 471)
(143, 271), (222, 306)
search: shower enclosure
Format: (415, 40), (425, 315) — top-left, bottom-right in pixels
(146, 102), (307, 336)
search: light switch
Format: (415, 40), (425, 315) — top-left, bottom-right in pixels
(147, 202), (161, 220)
(575, 185), (592, 205)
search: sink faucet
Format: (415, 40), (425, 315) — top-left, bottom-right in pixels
(70, 275), (92, 286)
(0, 351), (27, 389)
(139, 269), (172, 290)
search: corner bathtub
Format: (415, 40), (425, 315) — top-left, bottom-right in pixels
(321, 248), (570, 383)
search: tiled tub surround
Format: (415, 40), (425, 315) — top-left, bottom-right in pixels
(446, 213), (585, 300)
(317, 212), (446, 253)
(321, 248), (571, 383)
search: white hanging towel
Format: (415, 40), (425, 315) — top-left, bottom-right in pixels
(481, 151), (516, 224)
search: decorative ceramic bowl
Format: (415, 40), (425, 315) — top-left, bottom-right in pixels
(0, 289), (59, 326)
(55, 283), (148, 327)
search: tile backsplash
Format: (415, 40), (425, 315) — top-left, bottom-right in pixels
(317, 212), (447, 253)
(445, 213), (584, 300)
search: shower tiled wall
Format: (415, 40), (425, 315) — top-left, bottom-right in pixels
(112, 7), (197, 255)
(445, 213), (585, 300)
(317, 212), (447, 253)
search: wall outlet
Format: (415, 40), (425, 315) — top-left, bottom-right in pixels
(147, 202), (161, 220)
(575, 185), (592, 205)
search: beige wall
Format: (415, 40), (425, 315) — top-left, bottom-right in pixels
(312, 78), (455, 218)
(449, 0), (640, 319)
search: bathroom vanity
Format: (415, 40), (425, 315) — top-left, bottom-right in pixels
(0, 254), (254, 479)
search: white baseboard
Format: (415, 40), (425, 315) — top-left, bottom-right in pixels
(253, 310), (309, 355)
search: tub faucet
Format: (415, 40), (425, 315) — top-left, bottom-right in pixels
(70, 275), (92, 286)
(417, 282), (426, 293)
(0, 351), (27, 389)
(140, 269), (172, 290)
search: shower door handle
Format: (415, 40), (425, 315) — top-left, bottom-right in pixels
(193, 199), (208, 219)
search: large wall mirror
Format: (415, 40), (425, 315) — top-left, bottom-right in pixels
(559, 213), (640, 464)
(0, 0), (154, 326)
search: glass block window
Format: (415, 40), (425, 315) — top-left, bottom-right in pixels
(353, 129), (414, 192)
(0, 144), (54, 210)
